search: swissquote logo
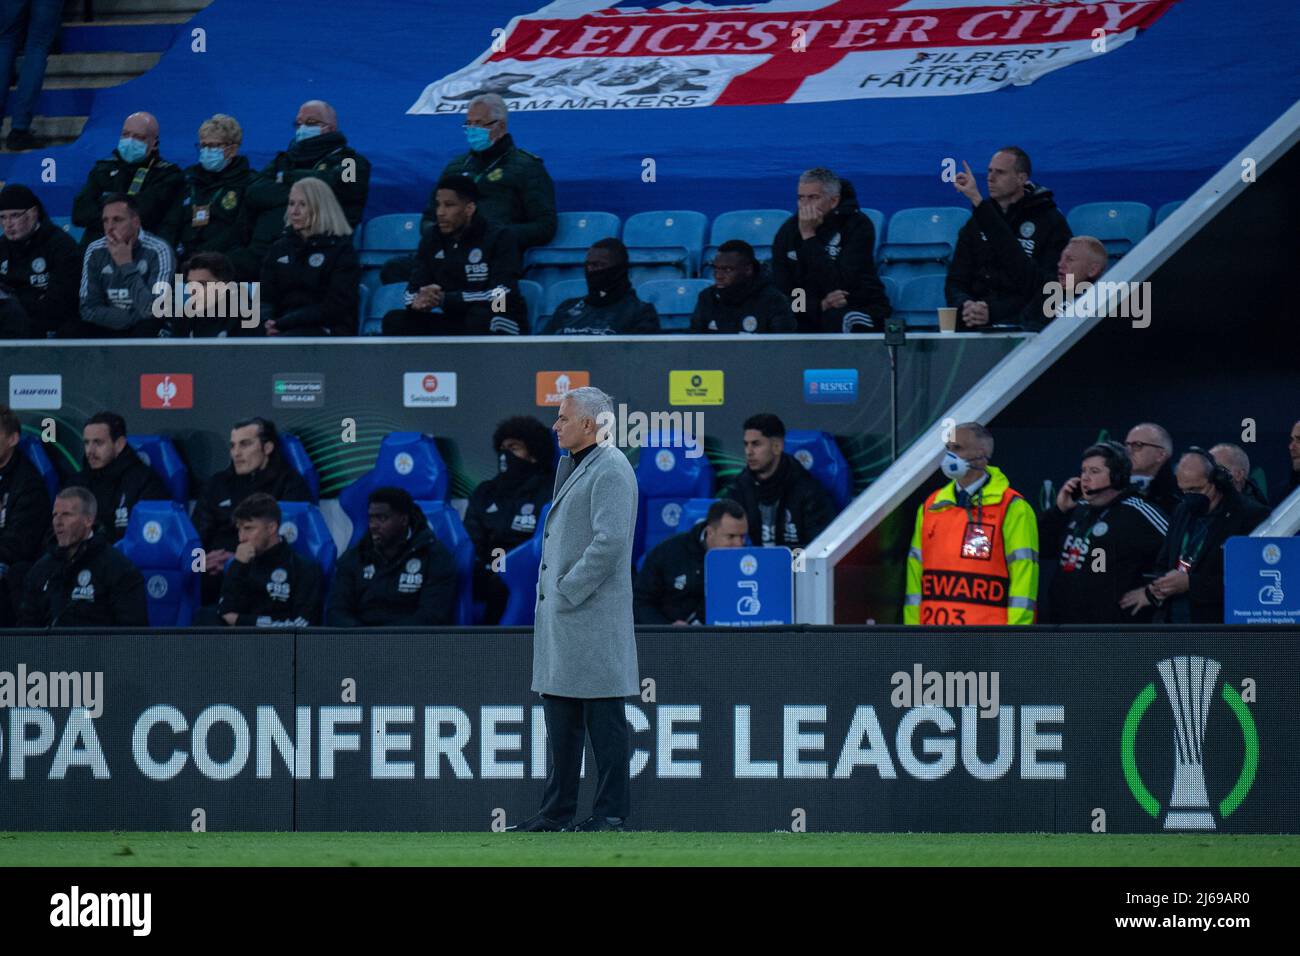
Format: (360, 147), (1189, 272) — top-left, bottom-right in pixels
(1121, 656), (1258, 831)
(409, 0), (1178, 113)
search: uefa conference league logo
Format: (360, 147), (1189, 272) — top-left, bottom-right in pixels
(1122, 656), (1258, 831)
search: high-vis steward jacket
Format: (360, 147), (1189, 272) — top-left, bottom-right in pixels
(905, 465), (1039, 625)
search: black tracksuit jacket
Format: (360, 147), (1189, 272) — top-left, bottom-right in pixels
(19, 532), (147, 627)
(328, 521), (458, 626)
(217, 539), (323, 626)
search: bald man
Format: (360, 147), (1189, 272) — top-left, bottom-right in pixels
(242, 99), (371, 273)
(71, 111), (186, 248)
(1209, 443), (1269, 509)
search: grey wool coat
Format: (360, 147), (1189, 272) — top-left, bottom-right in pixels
(532, 442), (640, 698)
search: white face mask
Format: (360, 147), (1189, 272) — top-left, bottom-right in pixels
(941, 451), (971, 479)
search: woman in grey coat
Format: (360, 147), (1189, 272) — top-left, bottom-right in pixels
(516, 386), (639, 833)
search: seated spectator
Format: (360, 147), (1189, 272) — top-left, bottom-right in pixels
(0, 403), (52, 626)
(0, 0), (62, 151)
(546, 238), (658, 335)
(771, 167), (891, 334)
(18, 487), (147, 628)
(1127, 449), (1269, 623)
(691, 240), (794, 334)
(243, 100), (370, 269)
(175, 114), (255, 275)
(464, 416), (555, 623)
(721, 413), (836, 548)
(71, 111), (185, 248)
(191, 417), (312, 603)
(73, 193), (174, 338)
(1042, 441), (1167, 623)
(1289, 420), (1300, 500)
(328, 487), (457, 626)
(1124, 421), (1181, 516)
(1210, 443), (1269, 510)
(260, 178), (360, 336)
(634, 498), (748, 625)
(0, 183), (81, 339)
(63, 411), (167, 543)
(218, 493), (322, 627)
(1027, 235), (1107, 330)
(382, 176), (527, 336)
(170, 252), (242, 337)
(946, 146), (1072, 330)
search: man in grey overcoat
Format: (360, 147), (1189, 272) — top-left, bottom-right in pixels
(517, 386), (640, 832)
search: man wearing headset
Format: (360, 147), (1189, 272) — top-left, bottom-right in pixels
(904, 422), (1039, 626)
(1042, 441), (1169, 623)
(1122, 448), (1269, 623)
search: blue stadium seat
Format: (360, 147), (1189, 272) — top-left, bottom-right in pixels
(277, 433), (320, 503)
(1066, 202), (1152, 261)
(878, 207), (969, 283)
(537, 278), (588, 333)
(882, 275), (899, 307)
(49, 216), (84, 244)
(17, 435), (59, 501)
(1154, 200), (1184, 227)
(362, 282), (409, 335)
(115, 501), (201, 626)
(637, 278), (710, 332)
(523, 212), (620, 290)
(623, 210), (708, 284)
(784, 430), (851, 509)
(339, 433), (450, 547)
(518, 279), (544, 329)
(701, 208), (787, 276)
(357, 283), (371, 334)
(634, 439), (715, 564)
(351, 221), (365, 251)
(499, 501), (553, 626)
(640, 495), (718, 563)
(862, 207), (885, 259)
(416, 499), (475, 626)
(276, 501), (338, 587)
(358, 213), (422, 266)
(126, 434), (189, 502)
(894, 274), (948, 329)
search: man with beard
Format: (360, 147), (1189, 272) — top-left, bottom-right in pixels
(690, 240), (794, 334)
(328, 487), (458, 626)
(63, 411), (167, 543)
(464, 416), (555, 623)
(545, 238), (659, 335)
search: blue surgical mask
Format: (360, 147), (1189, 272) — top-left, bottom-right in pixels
(465, 125), (492, 152)
(294, 124), (323, 143)
(117, 137), (148, 164)
(941, 451), (971, 480)
(198, 147), (228, 172)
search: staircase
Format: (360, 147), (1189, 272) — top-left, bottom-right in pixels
(2, 0), (212, 150)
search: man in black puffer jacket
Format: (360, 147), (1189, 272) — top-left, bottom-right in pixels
(329, 487), (458, 626)
(945, 146), (1072, 329)
(217, 493), (323, 627)
(0, 184), (82, 338)
(633, 500), (748, 625)
(63, 411), (167, 543)
(720, 414), (837, 549)
(464, 416), (555, 623)
(691, 240), (794, 334)
(771, 168), (891, 334)
(546, 238), (659, 335)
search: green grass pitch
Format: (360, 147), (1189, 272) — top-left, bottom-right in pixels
(3, 832), (1299, 867)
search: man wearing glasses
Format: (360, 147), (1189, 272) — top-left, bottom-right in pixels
(0, 183), (80, 338)
(174, 114), (256, 278)
(1123, 421), (1181, 516)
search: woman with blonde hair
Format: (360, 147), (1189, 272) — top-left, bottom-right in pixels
(176, 113), (256, 276)
(259, 177), (361, 336)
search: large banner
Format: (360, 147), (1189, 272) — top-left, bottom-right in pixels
(410, 0), (1180, 113)
(1, 627), (1295, 833)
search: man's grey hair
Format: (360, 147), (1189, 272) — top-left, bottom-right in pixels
(468, 93), (508, 123)
(1132, 421), (1173, 455)
(57, 485), (97, 519)
(799, 167), (841, 199)
(1209, 442), (1250, 474)
(565, 387), (614, 426)
(955, 421), (994, 458)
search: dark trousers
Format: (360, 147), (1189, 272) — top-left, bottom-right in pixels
(539, 695), (630, 823)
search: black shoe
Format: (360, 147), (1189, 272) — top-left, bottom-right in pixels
(507, 814), (567, 832)
(573, 815), (626, 832)
(5, 129), (37, 151)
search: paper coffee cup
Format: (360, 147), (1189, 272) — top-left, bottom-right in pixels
(938, 307), (958, 332)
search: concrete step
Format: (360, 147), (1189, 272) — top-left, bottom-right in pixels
(43, 51), (163, 78)
(65, 0), (211, 15)
(0, 115), (88, 152)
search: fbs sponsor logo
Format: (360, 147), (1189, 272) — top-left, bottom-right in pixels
(7, 374), (62, 410)
(669, 370), (723, 406)
(1122, 656), (1258, 831)
(272, 373), (325, 407)
(536, 370), (589, 406)
(139, 374), (193, 410)
(404, 372), (457, 408)
(804, 368), (858, 404)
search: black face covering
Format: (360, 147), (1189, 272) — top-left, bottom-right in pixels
(1182, 492), (1211, 517)
(584, 263), (631, 305)
(498, 451), (542, 484)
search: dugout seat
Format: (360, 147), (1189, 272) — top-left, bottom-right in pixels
(701, 209), (787, 277)
(878, 207), (969, 283)
(340, 433), (449, 547)
(415, 499), (476, 626)
(278, 433), (320, 503)
(537, 278), (588, 332)
(636, 278), (709, 332)
(126, 434), (189, 502)
(363, 282), (409, 336)
(894, 274), (948, 330)
(359, 213), (422, 267)
(1067, 202), (1152, 262)
(634, 438), (715, 564)
(623, 210), (707, 284)
(116, 501), (202, 626)
(784, 430), (852, 510)
(17, 435), (59, 501)
(276, 502), (338, 586)
(523, 212), (621, 291)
